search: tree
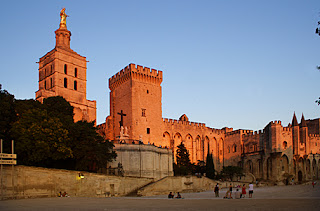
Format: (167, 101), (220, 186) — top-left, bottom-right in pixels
(11, 108), (72, 166)
(174, 142), (192, 175)
(205, 153), (215, 179)
(0, 85), (17, 144)
(43, 96), (74, 126)
(68, 121), (116, 171)
(221, 166), (244, 181)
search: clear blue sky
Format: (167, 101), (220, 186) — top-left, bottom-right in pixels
(1, 0), (319, 131)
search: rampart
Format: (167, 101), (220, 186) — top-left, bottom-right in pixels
(109, 63), (163, 91)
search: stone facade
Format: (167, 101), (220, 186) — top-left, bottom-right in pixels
(99, 63), (320, 183)
(35, 15), (96, 123)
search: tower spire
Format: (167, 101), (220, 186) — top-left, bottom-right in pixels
(300, 113), (307, 127)
(292, 112), (298, 127)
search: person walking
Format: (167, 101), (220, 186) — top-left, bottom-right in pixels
(248, 182), (254, 198)
(214, 183), (219, 197)
(229, 183), (233, 198)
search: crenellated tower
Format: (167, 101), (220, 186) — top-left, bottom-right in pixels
(35, 8), (96, 123)
(108, 63), (163, 143)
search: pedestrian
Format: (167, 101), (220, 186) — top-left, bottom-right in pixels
(214, 183), (219, 197)
(249, 182), (254, 198)
(229, 183), (233, 198)
(176, 192), (182, 198)
(241, 184), (246, 198)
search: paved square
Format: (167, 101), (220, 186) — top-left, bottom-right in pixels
(1, 184), (319, 210)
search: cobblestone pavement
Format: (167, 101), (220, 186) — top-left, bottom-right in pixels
(0, 183), (320, 210)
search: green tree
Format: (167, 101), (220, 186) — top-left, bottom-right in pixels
(43, 96), (74, 126)
(174, 142), (192, 175)
(205, 153), (215, 179)
(11, 108), (72, 166)
(221, 166), (244, 181)
(0, 85), (17, 144)
(68, 121), (116, 171)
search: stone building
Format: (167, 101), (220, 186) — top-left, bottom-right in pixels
(35, 10), (96, 123)
(99, 63), (320, 183)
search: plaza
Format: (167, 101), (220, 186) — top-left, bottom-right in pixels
(1, 183), (319, 210)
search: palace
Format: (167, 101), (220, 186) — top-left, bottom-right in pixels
(98, 63), (320, 183)
(37, 9), (320, 183)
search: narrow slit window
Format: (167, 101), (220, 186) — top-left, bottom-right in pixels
(64, 78), (67, 88)
(75, 68), (77, 77)
(147, 128), (150, 134)
(74, 80), (77, 90)
(64, 64), (67, 74)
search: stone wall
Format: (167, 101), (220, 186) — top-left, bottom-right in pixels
(109, 144), (173, 180)
(0, 165), (153, 200)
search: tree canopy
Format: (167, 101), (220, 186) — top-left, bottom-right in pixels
(0, 85), (116, 172)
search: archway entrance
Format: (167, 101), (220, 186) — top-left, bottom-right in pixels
(298, 171), (303, 183)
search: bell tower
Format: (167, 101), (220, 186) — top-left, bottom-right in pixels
(35, 8), (96, 123)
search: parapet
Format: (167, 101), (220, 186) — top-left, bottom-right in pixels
(162, 118), (206, 128)
(242, 130), (264, 138)
(226, 129), (252, 137)
(109, 63), (163, 91)
(270, 120), (282, 126)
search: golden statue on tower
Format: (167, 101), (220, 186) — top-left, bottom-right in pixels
(60, 8), (68, 28)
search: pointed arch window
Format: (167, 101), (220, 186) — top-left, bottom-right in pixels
(74, 80), (77, 90)
(44, 80), (47, 89)
(64, 78), (68, 88)
(64, 64), (67, 74)
(50, 78), (53, 88)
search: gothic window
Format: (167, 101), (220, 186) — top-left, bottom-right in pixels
(147, 128), (150, 134)
(74, 80), (77, 90)
(44, 80), (47, 89)
(50, 78), (53, 88)
(141, 108), (146, 117)
(64, 78), (67, 88)
(75, 68), (77, 77)
(147, 90), (149, 94)
(64, 64), (67, 74)
(233, 144), (237, 152)
(283, 141), (287, 149)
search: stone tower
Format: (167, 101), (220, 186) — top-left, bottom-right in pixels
(108, 63), (163, 143)
(35, 9), (96, 123)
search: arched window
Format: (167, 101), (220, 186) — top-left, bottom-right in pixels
(233, 144), (237, 153)
(75, 68), (77, 77)
(44, 80), (47, 89)
(283, 141), (287, 149)
(50, 78), (53, 88)
(74, 80), (77, 90)
(64, 78), (67, 88)
(64, 64), (67, 74)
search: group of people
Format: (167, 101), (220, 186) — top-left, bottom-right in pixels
(57, 191), (69, 197)
(168, 192), (182, 199)
(214, 183), (254, 199)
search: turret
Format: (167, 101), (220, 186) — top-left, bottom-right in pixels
(292, 112), (299, 155)
(300, 114), (308, 154)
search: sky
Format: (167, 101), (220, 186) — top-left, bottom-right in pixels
(0, 0), (320, 131)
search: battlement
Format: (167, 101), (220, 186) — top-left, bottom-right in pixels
(270, 120), (282, 125)
(163, 118), (206, 128)
(242, 130), (263, 138)
(226, 129), (252, 137)
(309, 134), (320, 138)
(109, 63), (163, 91)
(283, 127), (291, 132)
